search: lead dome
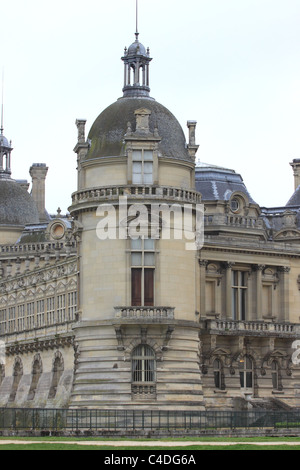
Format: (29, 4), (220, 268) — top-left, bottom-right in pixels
(87, 97), (191, 162)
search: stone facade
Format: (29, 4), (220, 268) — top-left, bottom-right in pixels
(0, 31), (299, 411)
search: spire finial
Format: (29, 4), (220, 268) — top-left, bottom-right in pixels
(135, 0), (139, 40)
(1, 68), (4, 135)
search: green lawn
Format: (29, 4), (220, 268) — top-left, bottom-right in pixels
(0, 436), (300, 450)
(0, 443), (298, 450)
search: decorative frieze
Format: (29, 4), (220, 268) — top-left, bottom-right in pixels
(5, 334), (74, 356)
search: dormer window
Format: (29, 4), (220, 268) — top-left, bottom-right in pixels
(132, 149), (153, 184)
(230, 198), (240, 213)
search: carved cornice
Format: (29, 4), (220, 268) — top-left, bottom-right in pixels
(5, 334), (75, 356)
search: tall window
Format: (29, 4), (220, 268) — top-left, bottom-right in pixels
(131, 238), (155, 306)
(17, 305), (25, 332)
(271, 361), (281, 390)
(132, 150), (153, 184)
(239, 356), (253, 390)
(68, 292), (77, 321)
(26, 302), (35, 330)
(132, 345), (156, 383)
(213, 359), (224, 390)
(36, 300), (45, 328)
(8, 307), (16, 333)
(232, 271), (247, 320)
(46, 297), (55, 325)
(57, 294), (66, 323)
(0, 309), (6, 335)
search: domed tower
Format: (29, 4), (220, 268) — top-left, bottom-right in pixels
(69, 30), (204, 410)
(0, 124), (40, 243)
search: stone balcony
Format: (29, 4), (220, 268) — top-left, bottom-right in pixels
(114, 306), (175, 322)
(70, 184), (202, 212)
(204, 213), (264, 230)
(202, 318), (300, 338)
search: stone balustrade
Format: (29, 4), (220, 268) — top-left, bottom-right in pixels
(204, 214), (263, 229)
(115, 306), (175, 320)
(204, 318), (300, 336)
(71, 185), (202, 206)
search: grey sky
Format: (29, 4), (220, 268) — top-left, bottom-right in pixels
(1, 0), (300, 213)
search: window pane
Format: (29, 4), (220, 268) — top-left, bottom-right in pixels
(246, 372), (252, 388)
(131, 268), (142, 306)
(144, 151), (153, 161)
(144, 252), (155, 266)
(272, 372), (278, 389)
(239, 372), (244, 388)
(240, 289), (246, 320)
(143, 173), (153, 184)
(144, 162), (153, 174)
(144, 238), (155, 250)
(131, 253), (142, 266)
(144, 269), (154, 306)
(241, 271), (247, 286)
(132, 150), (142, 161)
(214, 371), (220, 389)
(132, 162), (142, 184)
(131, 238), (142, 250)
(232, 288), (238, 320)
(246, 357), (252, 369)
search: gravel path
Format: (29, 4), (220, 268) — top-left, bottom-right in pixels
(0, 439), (300, 447)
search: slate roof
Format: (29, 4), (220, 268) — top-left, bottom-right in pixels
(286, 185), (300, 208)
(0, 179), (40, 226)
(195, 163), (256, 203)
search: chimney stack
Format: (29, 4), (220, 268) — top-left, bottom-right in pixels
(290, 159), (300, 191)
(29, 163), (49, 223)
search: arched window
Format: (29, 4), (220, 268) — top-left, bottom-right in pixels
(132, 345), (155, 383)
(239, 356), (253, 390)
(48, 352), (64, 399)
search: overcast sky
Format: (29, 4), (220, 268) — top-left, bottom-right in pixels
(1, 0), (300, 213)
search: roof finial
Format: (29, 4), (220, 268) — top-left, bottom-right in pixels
(1, 68), (4, 135)
(135, 0), (139, 41)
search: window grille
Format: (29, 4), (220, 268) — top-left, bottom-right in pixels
(132, 345), (156, 383)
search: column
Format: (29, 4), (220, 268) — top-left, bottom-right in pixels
(199, 260), (208, 316)
(278, 266), (290, 322)
(255, 265), (265, 320)
(224, 262), (234, 319)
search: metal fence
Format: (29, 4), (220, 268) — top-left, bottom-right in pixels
(0, 408), (300, 433)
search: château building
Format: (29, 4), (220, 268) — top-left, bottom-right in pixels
(0, 29), (299, 411)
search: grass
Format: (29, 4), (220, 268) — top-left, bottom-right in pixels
(0, 436), (300, 450)
(0, 443), (300, 450)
